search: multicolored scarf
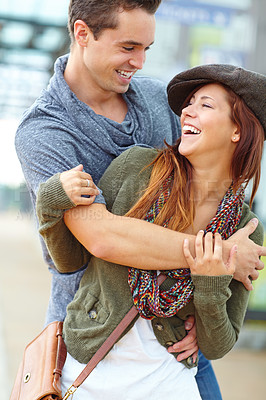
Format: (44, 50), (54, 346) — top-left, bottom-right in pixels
(128, 175), (245, 320)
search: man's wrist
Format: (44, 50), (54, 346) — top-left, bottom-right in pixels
(222, 238), (231, 263)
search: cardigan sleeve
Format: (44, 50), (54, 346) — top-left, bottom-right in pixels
(36, 173), (92, 273)
(36, 147), (156, 273)
(98, 146), (157, 214)
(191, 207), (264, 360)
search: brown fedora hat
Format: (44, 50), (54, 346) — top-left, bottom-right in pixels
(167, 64), (266, 138)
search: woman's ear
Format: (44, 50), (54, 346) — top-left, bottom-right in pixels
(74, 20), (91, 47)
(231, 127), (240, 143)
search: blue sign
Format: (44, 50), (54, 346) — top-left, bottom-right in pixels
(156, 1), (234, 27)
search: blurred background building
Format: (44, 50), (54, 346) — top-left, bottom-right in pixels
(0, 0), (265, 118)
(0, 1), (265, 398)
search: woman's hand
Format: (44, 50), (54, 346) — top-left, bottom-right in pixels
(167, 315), (198, 363)
(183, 231), (237, 276)
(60, 164), (100, 206)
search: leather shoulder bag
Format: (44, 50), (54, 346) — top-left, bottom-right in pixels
(9, 275), (167, 400)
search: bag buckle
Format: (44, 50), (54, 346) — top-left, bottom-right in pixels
(62, 385), (77, 399)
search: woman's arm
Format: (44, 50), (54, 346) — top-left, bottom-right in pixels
(184, 225), (264, 360)
(192, 275), (248, 360)
(36, 172), (94, 273)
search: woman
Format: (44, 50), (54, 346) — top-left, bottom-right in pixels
(36, 64), (265, 399)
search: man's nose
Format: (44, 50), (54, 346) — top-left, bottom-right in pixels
(129, 50), (146, 70)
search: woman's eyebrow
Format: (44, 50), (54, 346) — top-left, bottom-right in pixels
(200, 95), (215, 101)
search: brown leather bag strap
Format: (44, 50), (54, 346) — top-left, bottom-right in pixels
(74, 304), (139, 386)
(53, 322), (67, 392)
(62, 273), (167, 399)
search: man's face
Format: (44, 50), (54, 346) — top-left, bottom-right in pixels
(82, 8), (156, 96)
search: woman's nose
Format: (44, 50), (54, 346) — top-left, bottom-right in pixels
(182, 104), (196, 118)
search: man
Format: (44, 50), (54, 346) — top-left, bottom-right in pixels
(15, 1), (265, 399)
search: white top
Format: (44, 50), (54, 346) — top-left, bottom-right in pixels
(61, 316), (201, 400)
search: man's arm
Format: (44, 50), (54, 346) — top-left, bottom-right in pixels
(64, 203), (265, 288)
(64, 202), (196, 268)
(59, 162), (265, 289)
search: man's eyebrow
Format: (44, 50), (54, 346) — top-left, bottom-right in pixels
(118, 40), (154, 47)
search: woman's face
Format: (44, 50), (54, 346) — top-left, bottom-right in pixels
(179, 83), (239, 166)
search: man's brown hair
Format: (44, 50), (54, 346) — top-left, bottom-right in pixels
(68, 0), (161, 42)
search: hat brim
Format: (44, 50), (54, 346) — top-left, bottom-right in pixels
(167, 78), (214, 116)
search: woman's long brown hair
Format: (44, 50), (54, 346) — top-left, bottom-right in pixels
(126, 85), (264, 231)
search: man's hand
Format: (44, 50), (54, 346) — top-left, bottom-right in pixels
(60, 164), (100, 206)
(225, 218), (265, 291)
(167, 315), (198, 363)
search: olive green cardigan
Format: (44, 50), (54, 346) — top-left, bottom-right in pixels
(36, 146), (264, 368)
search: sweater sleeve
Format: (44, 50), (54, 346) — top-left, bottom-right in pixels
(98, 146), (157, 215)
(36, 173), (92, 273)
(36, 147), (156, 273)
(191, 207), (264, 360)
(191, 274), (246, 360)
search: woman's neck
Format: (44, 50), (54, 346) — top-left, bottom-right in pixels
(191, 165), (232, 206)
(183, 167), (232, 234)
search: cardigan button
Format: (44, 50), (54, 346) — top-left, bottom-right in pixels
(187, 356), (194, 366)
(165, 341), (174, 347)
(88, 310), (97, 319)
(154, 323), (164, 331)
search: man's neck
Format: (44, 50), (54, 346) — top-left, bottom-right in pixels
(64, 52), (128, 123)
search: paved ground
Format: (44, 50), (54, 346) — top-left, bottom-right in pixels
(0, 212), (266, 399)
(0, 212), (50, 399)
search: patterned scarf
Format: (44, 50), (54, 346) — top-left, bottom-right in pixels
(128, 175), (245, 320)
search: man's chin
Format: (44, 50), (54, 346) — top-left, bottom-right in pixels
(116, 84), (130, 94)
